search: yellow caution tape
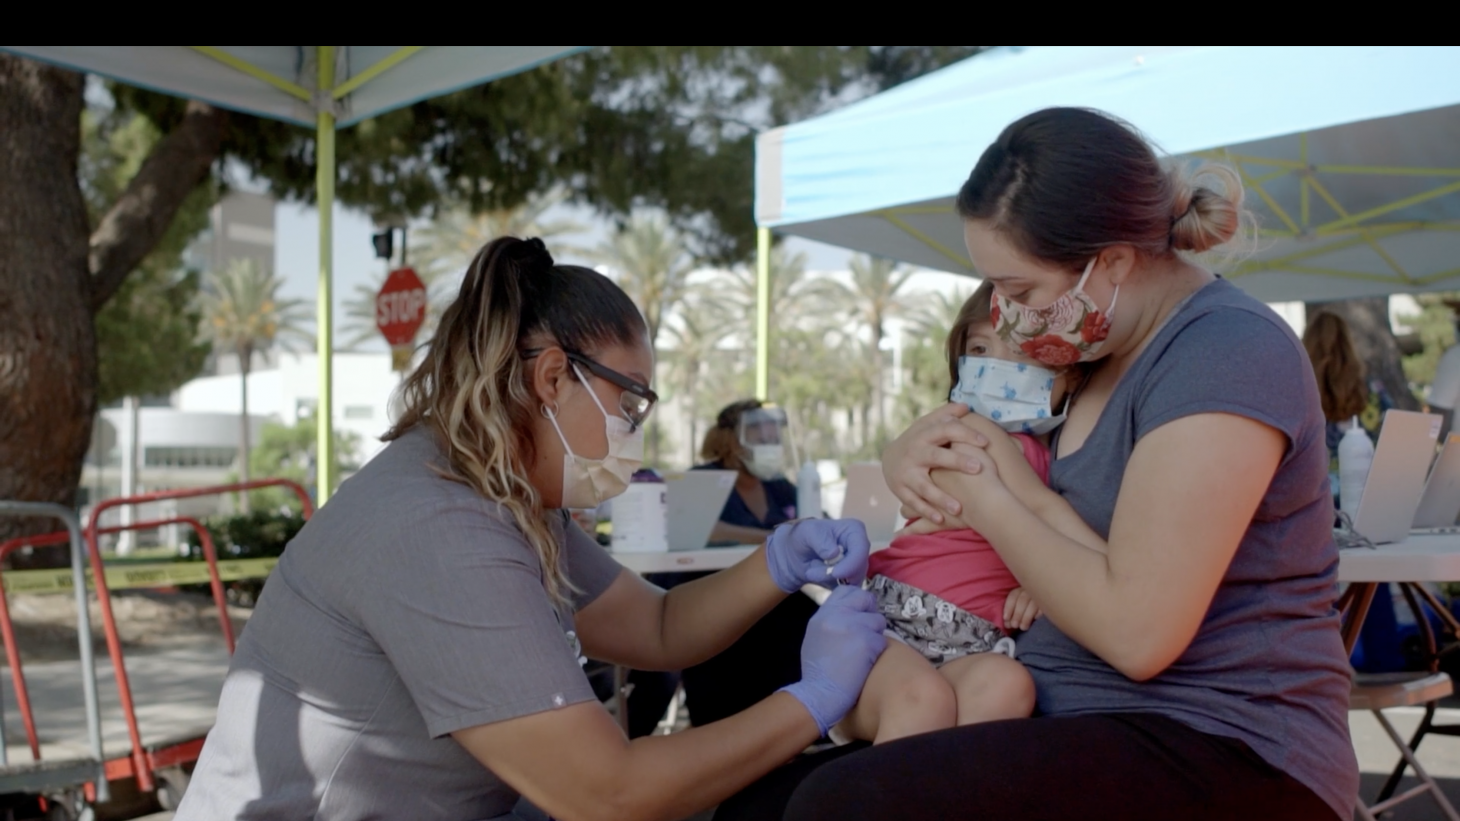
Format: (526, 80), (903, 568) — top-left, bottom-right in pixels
(1, 558), (278, 595)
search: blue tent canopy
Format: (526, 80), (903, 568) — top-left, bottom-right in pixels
(754, 46), (1460, 304)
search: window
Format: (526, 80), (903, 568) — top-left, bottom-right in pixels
(344, 405), (374, 420)
(143, 447), (237, 469)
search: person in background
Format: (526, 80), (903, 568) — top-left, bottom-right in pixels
(1301, 311), (1392, 505)
(700, 401), (801, 543)
(624, 400), (820, 735)
(1426, 299), (1460, 442)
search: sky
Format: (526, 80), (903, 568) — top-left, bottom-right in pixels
(270, 199), (981, 353)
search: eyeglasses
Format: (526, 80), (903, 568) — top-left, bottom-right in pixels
(521, 347), (658, 431)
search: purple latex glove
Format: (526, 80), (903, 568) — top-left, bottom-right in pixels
(779, 585), (887, 735)
(765, 518), (871, 593)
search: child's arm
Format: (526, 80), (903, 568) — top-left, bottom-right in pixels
(952, 415), (1108, 555)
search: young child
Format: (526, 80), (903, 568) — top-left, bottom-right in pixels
(837, 281), (1108, 745)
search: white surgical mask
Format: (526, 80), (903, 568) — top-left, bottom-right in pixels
(949, 356), (1067, 436)
(743, 445), (784, 481)
(545, 365), (644, 508)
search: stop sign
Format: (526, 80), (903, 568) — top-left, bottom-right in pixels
(375, 267), (427, 347)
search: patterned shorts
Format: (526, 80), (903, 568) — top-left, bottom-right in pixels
(871, 574), (1014, 667)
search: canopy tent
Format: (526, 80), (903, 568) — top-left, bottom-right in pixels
(2, 46), (584, 502)
(751, 45), (1460, 398)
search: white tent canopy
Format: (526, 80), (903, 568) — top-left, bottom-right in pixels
(6, 46), (581, 127)
(3, 45), (584, 501)
(755, 46), (1460, 304)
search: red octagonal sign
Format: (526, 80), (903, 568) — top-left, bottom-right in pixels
(376, 267), (427, 347)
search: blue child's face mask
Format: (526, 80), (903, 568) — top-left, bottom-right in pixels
(949, 356), (1066, 435)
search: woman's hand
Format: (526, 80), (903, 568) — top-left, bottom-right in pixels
(1003, 587), (1043, 631)
(766, 519), (871, 592)
(780, 585), (888, 735)
(881, 403), (991, 524)
(894, 513), (970, 538)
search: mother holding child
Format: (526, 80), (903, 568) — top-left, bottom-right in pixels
(178, 105), (1356, 821)
(720, 107), (1356, 821)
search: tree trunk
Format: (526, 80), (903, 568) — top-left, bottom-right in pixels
(239, 348), (252, 513)
(1305, 298), (1420, 412)
(0, 59), (96, 560)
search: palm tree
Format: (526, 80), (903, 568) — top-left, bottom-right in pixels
(593, 212), (696, 351)
(198, 259), (312, 511)
(820, 254), (918, 451)
(661, 287), (733, 462)
(894, 285), (975, 427)
(720, 245), (815, 339)
(342, 191), (584, 349)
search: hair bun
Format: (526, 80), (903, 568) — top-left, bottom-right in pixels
(1169, 164), (1243, 253)
(509, 237), (555, 274)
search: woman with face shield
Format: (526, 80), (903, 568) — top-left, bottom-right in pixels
(702, 400), (799, 543)
(176, 238), (888, 821)
(624, 400), (823, 737)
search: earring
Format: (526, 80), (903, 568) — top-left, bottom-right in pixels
(541, 401), (560, 420)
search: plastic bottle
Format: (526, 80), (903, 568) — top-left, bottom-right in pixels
(1339, 416), (1375, 517)
(797, 460), (823, 519)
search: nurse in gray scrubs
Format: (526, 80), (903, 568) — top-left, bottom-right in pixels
(176, 236), (887, 821)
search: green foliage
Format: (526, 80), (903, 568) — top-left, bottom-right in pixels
(181, 508), (307, 604)
(197, 259), (313, 366)
(95, 267), (211, 404)
(595, 212), (696, 350)
(110, 47), (986, 265)
(1397, 293), (1460, 389)
(246, 412), (362, 511)
(82, 105), (214, 402)
(184, 509), (306, 560)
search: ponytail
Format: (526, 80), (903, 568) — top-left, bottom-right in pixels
(385, 236), (645, 605)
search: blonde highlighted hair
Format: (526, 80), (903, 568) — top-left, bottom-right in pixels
(384, 237), (646, 604)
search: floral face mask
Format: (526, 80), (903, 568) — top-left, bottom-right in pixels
(991, 257), (1118, 367)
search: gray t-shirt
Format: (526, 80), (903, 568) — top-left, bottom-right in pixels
(177, 427), (625, 821)
(1019, 279), (1357, 820)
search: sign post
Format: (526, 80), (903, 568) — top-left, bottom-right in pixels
(375, 267), (427, 372)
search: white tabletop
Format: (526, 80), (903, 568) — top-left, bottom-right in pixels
(610, 547), (758, 574)
(610, 540), (894, 576)
(1339, 533), (1460, 582)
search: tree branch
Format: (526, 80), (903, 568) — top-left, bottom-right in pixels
(88, 100), (225, 312)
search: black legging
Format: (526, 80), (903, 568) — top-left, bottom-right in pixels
(715, 713), (1338, 821)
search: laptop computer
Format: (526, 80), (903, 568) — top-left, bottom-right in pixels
(1412, 433), (1460, 533)
(1349, 410), (1440, 544)
(841, 463), (903, 545)
(664, 470), (736, 551)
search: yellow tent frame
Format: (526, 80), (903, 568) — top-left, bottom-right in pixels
(188, 45), (423, 503)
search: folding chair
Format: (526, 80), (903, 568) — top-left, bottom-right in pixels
(1352, 671), (1460, 821)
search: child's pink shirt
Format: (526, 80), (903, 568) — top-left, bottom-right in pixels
(866, 432), (1051, 631)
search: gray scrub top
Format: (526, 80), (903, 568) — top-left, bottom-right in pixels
(176, 427), (625, 820)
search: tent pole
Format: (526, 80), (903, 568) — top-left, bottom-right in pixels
(755, 227), (770, 401)
(315, 45), (337, 504)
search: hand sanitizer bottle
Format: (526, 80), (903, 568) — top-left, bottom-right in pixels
(1339, 417), (1374, 517)
(797, 460), (823, 519)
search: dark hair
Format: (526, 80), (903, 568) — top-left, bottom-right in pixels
(956, 107), (1241, 270)
(945, 281), (996, 390)
(384, 236), (646, 603)
(702, 398), (763, 469)
(1302, 312), (1368, 423)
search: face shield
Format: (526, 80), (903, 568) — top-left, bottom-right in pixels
(738, 406), (788, 480)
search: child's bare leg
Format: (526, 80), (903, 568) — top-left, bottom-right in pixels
(836, 638), (957, 745)
(938, 651), (1036, 725)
